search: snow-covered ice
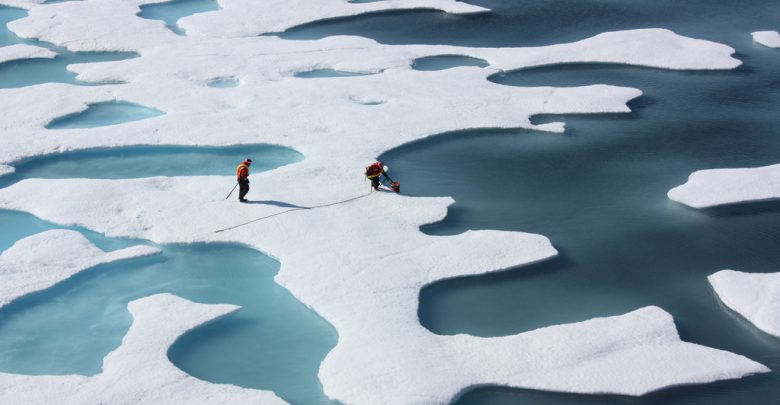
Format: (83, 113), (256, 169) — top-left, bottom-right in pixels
(0, 0), (768, 403)
(709, 270), (780, 338)
(0, 43), (56, 64)
(668, 164), (780, 208)
(0, 293), (288, 405)
(752, 31), (780, 48)
(0, 229), (159, 308)
(0, 176), (770, 403)
(0, 164), (13, 177)
(0, 29), (738, 167)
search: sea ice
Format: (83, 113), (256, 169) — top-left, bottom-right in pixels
(0, 43), (56, 64)
(668, 163), (780, 208)
(0, 164), (13, 176)
(709, 270), (780, 338)
(0, 177), (769, 403)
(0, 0), (767, 403)
(0, 293), (288, 404)
(752, 30), (780, 48)
(0, 229), (159, 308)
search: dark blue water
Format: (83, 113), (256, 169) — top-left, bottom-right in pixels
(137, 0), (220, 36)
(45, 101), (165, 129)
(274, 1), (780, 403)
(0, 6), (137, 88)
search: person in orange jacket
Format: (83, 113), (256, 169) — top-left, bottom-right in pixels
(236, 158), (252, 202)
(365, 161), (399, 192)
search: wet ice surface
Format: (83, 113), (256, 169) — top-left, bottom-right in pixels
(137, 0), (220, 36)
(0, 144), (303, 189)
(0, 0), (779, 404)
(45, 101), (165, 129)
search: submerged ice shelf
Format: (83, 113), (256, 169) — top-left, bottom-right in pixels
(709, 270), (780, 338)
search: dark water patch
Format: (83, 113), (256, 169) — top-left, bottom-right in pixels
(455, 373), (777, 405)
(207, 77), (240, 87)
(137, 0), (220, 36)
(412, 55), (488, 71)
(277, 0), (780, 49)
(700, 199), (780, 218)
(381, 10), (780, 400)
(279, 9), (480, 42)
(45, 101), (165, 129)
(295, 68), (378, 78)
(488, 63), (736, 90)
(0, 144), (303, 189)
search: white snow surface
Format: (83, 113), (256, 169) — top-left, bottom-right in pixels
(0, 164), (13, 176)
(0, 0), (767, 403)
(668, 163), (780, 208)
(0, 293), (288, 404)
(0, 29), (739, 165)
(709, 270), (780, 338)
(0, 229), (159, 308)
(752, 30), (780, 48)
(0, 177), (769, 402)
(0, 43), (56, 64)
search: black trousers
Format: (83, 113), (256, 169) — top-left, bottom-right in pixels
(238, 179), (250, 200)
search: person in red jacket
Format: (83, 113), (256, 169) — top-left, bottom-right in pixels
(236, 158), (252, 202)
(365, 161), (399, 192)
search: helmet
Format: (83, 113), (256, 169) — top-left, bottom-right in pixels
(246, 158), (253, 164)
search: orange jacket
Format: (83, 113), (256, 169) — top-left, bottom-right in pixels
(236, 161), (250, 180)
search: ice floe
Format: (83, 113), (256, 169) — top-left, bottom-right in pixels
(0, 164), (13, 176)
(709, 270), (780, 338)
(0, 176), (770, 402)
(0, 43), (55, 64)
(668, 163), (780, 208)
(6, 0), (182, 52)
(752, 30), (780, 48)
(0, 29), (738, 167)
(0, 293), (287, 404)
(0, 229), (159, 307)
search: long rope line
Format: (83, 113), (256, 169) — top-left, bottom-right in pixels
(214, 193), (372, 233)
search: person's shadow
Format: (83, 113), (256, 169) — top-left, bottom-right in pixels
(244, 200), (310, 209)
